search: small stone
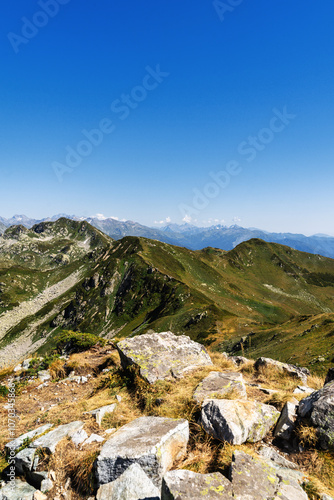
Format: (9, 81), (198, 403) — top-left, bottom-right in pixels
(274, 401), (298, 441)
(89, 404), (116, 426)
(71, 429), (88, 446)
(83, 434), (105, 446)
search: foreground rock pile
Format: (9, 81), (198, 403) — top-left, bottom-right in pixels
(1, 331), (334, 499)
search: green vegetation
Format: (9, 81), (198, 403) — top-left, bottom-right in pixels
(1, 219), (334, 370)
(55, 330), (106, 353)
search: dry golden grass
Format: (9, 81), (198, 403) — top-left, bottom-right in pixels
(208, 351), (237, 371)
(263, 391), (296, 411)
(296, 424), (319, 448)
(48, 359), (66, 380)
(307, 375), (325, 390)
(294, 450), (334, 497)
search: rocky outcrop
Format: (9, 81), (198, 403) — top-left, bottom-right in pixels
(201, 399), (280, 444)
(96, 463), (160, 500)
(117, 331), (213, 384)
(96, 416), (189, 487)
(193, 371), (247, 404)
(254, 357), (310, 384)
(298, 381), (334, 449)
(274, 401), (298, 441)
(162, 469), (233, 499)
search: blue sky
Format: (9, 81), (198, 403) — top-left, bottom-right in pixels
(0, 1), (333, 235)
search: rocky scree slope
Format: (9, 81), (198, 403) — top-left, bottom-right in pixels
(1, 331), (334, 499)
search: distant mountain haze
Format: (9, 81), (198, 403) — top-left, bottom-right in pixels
(0, 214), (333, 259)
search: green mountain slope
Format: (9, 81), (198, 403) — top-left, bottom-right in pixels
(1, 220), (334, 370)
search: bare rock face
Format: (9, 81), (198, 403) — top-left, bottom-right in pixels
(95, 416), (189, 488)
(298, 381), (334, 449)
(201, 399), (280, 444)
(96, 463), (160, 500)
(254, 357), (310, 384)
(117, 331), (213, 384)
(162, 469), (233, 499)
(193, 371), (247, 404)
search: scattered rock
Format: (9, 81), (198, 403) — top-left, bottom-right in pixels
(274, 401), (298, 441)
(71, 429), (88, 446)
(22, 358), (33, 370)
(31, 421), (84, 453)
(96, 463), (160, 500)
(230, 356), (249, 366)
(33, 491), (48, 500)
(117, 331), (213, 384)
(193, 371), (247, 404)
(96, 416), (189, 487)
(293, 385), (314, 395)
(37, 370), (51, 383)
(83, 434), (105, 446)
(13, 363), (22, 372)
(254, 357), (310, 384)
(88, 404), (117, 426)
(201, 399), (280, 444)
(162, 469), (233, 499)
(298, 381), (334, 449)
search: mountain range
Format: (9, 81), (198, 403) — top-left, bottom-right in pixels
(1, 218), (334, 371)
(1, 214), (334, 259)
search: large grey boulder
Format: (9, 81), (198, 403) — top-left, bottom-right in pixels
(96, 463), (160, 500)
(162, 469), (233, 499)
(31, 421), (84, 453)
(298, 381), (334, 449)
(0, 479), (36, 499)
(5, 424), (53, 452)
(254, 357), (310, 384)
(274, 401), (298, 441)
(230, 451), (307, 500)
(201, 399), (280, 444)
(117, 331), (213, 384)
(96, 416), (189, 487)
(193, 371), (247, 404)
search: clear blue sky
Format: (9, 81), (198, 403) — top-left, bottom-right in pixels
(1, 1), (333, 235)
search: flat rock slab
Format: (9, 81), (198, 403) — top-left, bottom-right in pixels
(96, 463), (160, 500)
(96, 416), (189, 487)
(162, 469), (233, 499)
(201, 399), (280, 444)
(5, 424), (53, 451)
(0, 479), (36, 499)
(117, 331), (213, 384)
(298, 380), (334, 449)
(254, 357), (310, 384)
(31, 421), (84, 453)
(230, 451), (307, 500)
(193, 371), (247, 404)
